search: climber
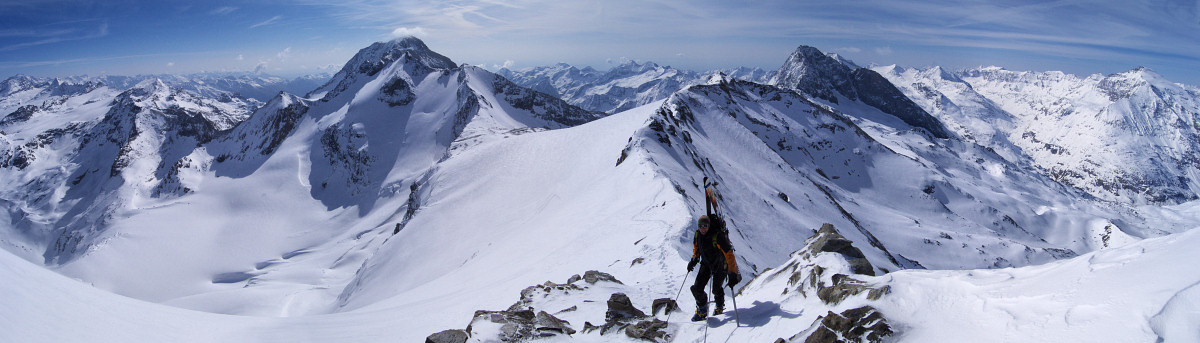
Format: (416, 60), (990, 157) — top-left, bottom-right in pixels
(687, 214), (741, 321)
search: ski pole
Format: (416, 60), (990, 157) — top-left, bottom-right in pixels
(730, 284), (741, 327)
(666, 269), (691, 324)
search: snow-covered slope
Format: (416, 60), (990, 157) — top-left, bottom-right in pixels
(3, 38), (1200, 343)
(0, 36), (610, 316)
(879, 65), (1200, 204)
(0, 77), (255, 266)
(3, 191), (1197, 342)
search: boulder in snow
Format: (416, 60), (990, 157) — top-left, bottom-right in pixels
(424, 329), (467, 343)
(604, 292), (647, 321)
(651, 298), (679, 315)
(584, 270), (623, 284)
(625, 319), (668, 341)
(800, 306), (892, 343)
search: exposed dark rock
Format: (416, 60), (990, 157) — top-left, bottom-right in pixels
(817, 274), (891, 305)
(465, 309), (536, 341)
(605, 292), (647, 321)
(464, 309), (575, 340)
(535, 310), (576, 336)
(803, 306), (893, 343)
(584, 270), (623, 284)
(625, 319), (668, 341)
(806, 223), (875, 276)
(651, 298), (679, 315)
(491, 74), (606, 127)
(424, 329), (467, 343)
(508, 280), (584, 312)
(1, 105), (38, 126)
(765, 224), (891, 306)
(378, 77), (415, 106)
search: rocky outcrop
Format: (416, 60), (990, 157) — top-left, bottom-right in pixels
(432, 271), (681, 340)
(596, 292), (667, 341)
(424, 329), (467, 343)
(605, 292), (647, 321)
(802, 306), (893, 343)
(625, 319), (668, 341)
(582, 270), (623, 284)
(767, 223), (892, 306)
(744, 224), (897, 343)
(427, 270), (674, 342)
(805, 223), (875, 276)
(651, 298), (679, 315)
(462, 309), (576, 341)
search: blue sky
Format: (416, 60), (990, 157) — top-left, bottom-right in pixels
(1, 0), (1198, 86)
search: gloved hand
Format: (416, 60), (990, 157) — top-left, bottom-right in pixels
(727, 273), (741, 287)
(687, 257), (699, 272)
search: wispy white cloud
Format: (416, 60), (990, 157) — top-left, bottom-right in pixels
(249, 15), (283, 29)
(390, 26), (426, 38)
(874, 47), (892, 56)
(0, 51), (212, 69)
(210, 6), (238, 15)
(491, 59), (513, 69)
(0, 21), (108, 52)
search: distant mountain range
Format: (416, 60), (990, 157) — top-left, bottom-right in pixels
(2, 37), (1199, 342)
(877, 64), (1200, 204)
(498, 61), (772, 114)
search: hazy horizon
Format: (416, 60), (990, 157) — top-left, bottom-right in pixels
(2, 1), (1197, 86)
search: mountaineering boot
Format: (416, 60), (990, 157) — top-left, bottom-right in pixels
(712, 306), (724, 316)
(691, 304), (708, 321)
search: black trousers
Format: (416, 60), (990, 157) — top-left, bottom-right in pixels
(690, 265), (727, 309)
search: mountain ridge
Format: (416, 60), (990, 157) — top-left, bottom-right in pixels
(880, 64), (1200, 204)
(1, 38), (1200, 342)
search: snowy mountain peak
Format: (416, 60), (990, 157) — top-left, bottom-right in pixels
(770, 44), (951, 138)
(612, 60), (661, 73)
(826, 52), (862, 69)
(354, 36), (455, 74)
(1100, 66), (1174, 93)
(704, 71), (733, 85)
(769, 45), (839, 88)
(386, 35), (434, 51)
(311, 37), (456, 102)
(126, 78), (172, 98)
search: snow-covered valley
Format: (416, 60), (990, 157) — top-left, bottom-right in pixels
(2, 37), (1200, 342)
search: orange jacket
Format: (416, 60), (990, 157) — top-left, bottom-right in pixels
(692, 218), (738, 274)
